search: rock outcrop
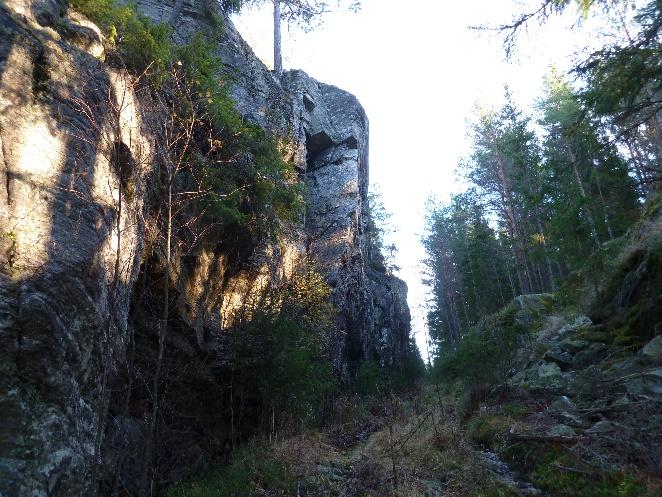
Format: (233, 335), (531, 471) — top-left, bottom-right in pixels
(0, 1), (412, 495)
(134, 0), (411, 371)
(0, 2), (152, 494)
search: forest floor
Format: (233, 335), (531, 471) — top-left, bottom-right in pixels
(168, 377), (661, 497)
(168, 387), (551, 497)
(264, 385), (660, 497)
(266, 388), (531, 497)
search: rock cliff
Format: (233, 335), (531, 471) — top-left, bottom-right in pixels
(0, 1), (412, 495)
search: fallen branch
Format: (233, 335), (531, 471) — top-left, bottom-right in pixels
(579, 399), (659, 415)
(508, 433), (577, 444)
(550, 463), (594, 475)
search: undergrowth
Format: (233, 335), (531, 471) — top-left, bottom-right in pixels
(501, 442), (652, 497)
(165, 442), (292, 497)
(431, 301), (524, 387)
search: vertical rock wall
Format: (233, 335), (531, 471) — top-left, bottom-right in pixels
(0, 1), (412, 495)
(0, 1), (153, 494)
(135, 0), (412, 369)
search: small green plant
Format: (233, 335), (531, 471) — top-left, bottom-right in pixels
(165, 441), (292, 497)
(3, 230), (21, 277)
(352, 360), (383, 395)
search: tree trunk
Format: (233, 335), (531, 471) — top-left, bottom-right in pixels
(565, 143), (601, 248)
(589, 161), (614, 240)
(273, 1), (283, 76)
(489, 256), (506, 306)
(506, 265), (517, 298)
(140, 180), (172, 497)
(536, 217), (556, 291)
(625, 138), (650, 198)
(491, 141), (531, 294)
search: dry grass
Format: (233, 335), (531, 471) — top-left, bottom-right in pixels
(333, 388), (517, 497)
(272, 431), (340, 478)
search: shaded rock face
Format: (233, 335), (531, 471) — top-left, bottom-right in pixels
(0, 1), (153, 495)
(0, 1), (412, 495)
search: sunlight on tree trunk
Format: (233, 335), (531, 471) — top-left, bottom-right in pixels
(273, 0), (282, 76)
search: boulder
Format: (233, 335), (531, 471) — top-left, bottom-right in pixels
(532, 362), (567, 389)
(544, 350), (574, 368)
(586, 420), (618, 434)
(511, 361), (567, 390)
(539, 362), (563, 378)
(514, 294), (556, 328)
(573, 343), (608, 369)
(554, 316), (593, 341)
(640, 335), (662, 364)
(547, 424), (577, 438)
(558, 412), (583, 427)
(624, 369), (662, 397)
(559, 338), (590, 354)
(549, 396), (578, 413)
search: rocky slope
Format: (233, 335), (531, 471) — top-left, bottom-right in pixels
(0, 1), (412, 495)
(450, 197), (662, 497)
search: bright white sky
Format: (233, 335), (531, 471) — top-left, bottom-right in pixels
(232, 0), (617, 359)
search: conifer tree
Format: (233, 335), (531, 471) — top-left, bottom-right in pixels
(538, 72), (640, 267)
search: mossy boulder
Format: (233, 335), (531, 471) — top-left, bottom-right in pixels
(593, 248), (662, 348)
(513, 294), (557, 328)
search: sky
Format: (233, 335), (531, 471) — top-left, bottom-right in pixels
(232, 0), (614, 359)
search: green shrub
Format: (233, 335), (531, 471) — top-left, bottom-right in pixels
(352, 360), (383, 395)
(69, 0), (173, 75)
(228, 268), (338, 431)
(431, 301), (524, 387)
(165, 442), (292, 497)
(171, 34), (303, 240)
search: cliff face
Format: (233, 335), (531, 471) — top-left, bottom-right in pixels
(0, 1), (411, 495)
(0, 1), (152, 494)
(135, 0), (412, 370)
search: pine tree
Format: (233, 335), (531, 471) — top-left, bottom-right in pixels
(538, 72), (640, 268)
